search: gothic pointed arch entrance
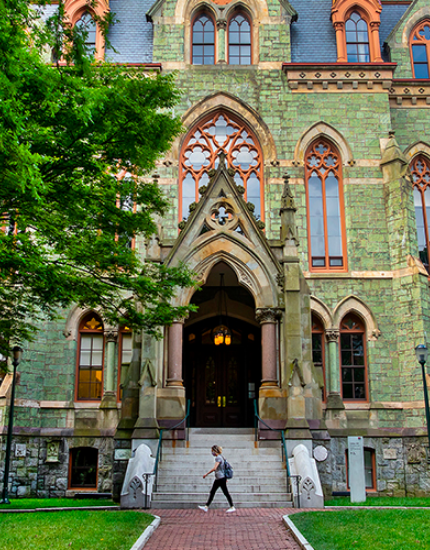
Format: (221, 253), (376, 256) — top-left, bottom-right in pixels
(183, 261), (261, 427)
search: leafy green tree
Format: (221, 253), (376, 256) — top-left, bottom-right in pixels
(0, 0), (194, 358)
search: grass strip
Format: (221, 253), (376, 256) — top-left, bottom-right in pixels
(0, 510), (153, 550)
(0, 498), (117, 510)
(325, 496), (430, 507)
(291, 509), (430, 550)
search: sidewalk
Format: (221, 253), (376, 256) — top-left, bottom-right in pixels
(147, 508), (301, 550)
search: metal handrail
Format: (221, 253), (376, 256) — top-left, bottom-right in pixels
(153, 399), (191, 491)
(253, 399), (292, 496)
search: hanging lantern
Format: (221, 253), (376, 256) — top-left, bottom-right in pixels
(212, 273), (232, 346)
(212, 324), (232, 346)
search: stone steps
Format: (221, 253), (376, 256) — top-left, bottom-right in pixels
(156, 483), (288, 493)
(152, 428), (292, 509)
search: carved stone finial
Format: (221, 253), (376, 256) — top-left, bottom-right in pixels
(218, 151), (227, 168)
(280, 173), (298, 245)
(282, 173), (294, 200)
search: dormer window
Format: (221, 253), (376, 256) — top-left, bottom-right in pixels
(228, 13), (251, 65)
(192, 13), (215, 65)
(331, 0), (382, 63)
(346, 12), (370, 62)
(410, 21), (430, 79)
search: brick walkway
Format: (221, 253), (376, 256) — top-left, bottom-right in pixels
(147, 508), (301, 550)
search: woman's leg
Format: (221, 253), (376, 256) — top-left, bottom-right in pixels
(219, 478), (233, 507)
(206, 479), (222, 506)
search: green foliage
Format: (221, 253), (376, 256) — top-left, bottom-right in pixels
(291, 509), (430, 550)
(0, 510), (153, 550)
(0, 1), (195, 356)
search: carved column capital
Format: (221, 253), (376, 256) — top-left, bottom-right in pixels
(172, 314), (189, 325)
(333, 21), (344, 31)
(325, 329), (339, 343)
(216, 18), (227, 30)
(255, 308), (282, 325)
(105, 330), (118, 343)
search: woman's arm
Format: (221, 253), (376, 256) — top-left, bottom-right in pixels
(203, 461), (220, 479)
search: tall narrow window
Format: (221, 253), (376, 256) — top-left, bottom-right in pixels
(180, 111), (263, 221)
(346, 12), (370, 62)
(305, 139), (346, 270)
(116, 172), (136, 250)
(411, 155), (430, 268)
(228, 13), (251, 65)
(117, 326), (132, 401)
(75, 12), (97, 56)
(340, 314), (367, 401)
(76, 313), (104, 401)
(192, 13), (215, 65)
(312, 315), (325, 401)
(410, 21), (430, 78)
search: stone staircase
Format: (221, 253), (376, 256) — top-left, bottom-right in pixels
(151, 428), (293, 509)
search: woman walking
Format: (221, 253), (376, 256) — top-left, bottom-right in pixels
(198, 445), (235, 513)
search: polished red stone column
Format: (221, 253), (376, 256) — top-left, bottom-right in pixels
(256, 308), (281, 387)
(167, 320), (184, 386)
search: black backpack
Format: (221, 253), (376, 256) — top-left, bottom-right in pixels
(222, 456), (234, 479)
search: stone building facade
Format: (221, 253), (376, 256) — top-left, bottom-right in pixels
(2, 0), (430, 499)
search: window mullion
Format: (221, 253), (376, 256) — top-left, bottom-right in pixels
(421, 187), (430, 258)
(321, 172), (330, 268)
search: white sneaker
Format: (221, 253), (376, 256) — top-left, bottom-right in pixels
(198, 505), (208, 512)
(226, 506), (236, 513)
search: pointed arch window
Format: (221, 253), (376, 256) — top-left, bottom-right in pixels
(228, 13), (251, 65)
(192, 13), (215, 65)
(410, 21), (430, 79)
(117, 326), (132, 402)
(411, 155), (430, 268)
(76, 313), (104, 401)
(340, 314), (367, 401)
(75, 12), (97, 56)
(305, 139), (346, 271)
(179, 111), (263, 221)
(346, 12), (370, 62)
(312, 315), (326, 401)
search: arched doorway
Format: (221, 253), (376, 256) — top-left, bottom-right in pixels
(183, 262), (261, 427)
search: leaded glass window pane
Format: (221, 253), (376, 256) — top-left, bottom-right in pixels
(180, 112), (263, 221)
(346, 12), (370, 63)
(306, 140), (345, 270)
(192, 15), (215, 65)
(228, 14), (252, 65)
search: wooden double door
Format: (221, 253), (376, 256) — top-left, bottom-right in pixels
(184, 318), (260, 427)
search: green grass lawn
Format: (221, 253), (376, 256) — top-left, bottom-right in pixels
(0, 510), (153, 550)
(325, 496), (430, 507)
(0, 498), (117, 510)
(291, 509), (430, 550)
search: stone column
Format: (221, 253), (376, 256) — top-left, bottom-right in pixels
(325, 329), (344, 409)
(369, 22), (383, 62)
(216, 19), (227, 64)
(256, 308), (280, 387)
(167, 320), (184, 386)
(101, 330), (118, 409)
(334, 22), (347, 62)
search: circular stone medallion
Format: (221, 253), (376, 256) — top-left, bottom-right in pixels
(313, 445), (328, 462)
